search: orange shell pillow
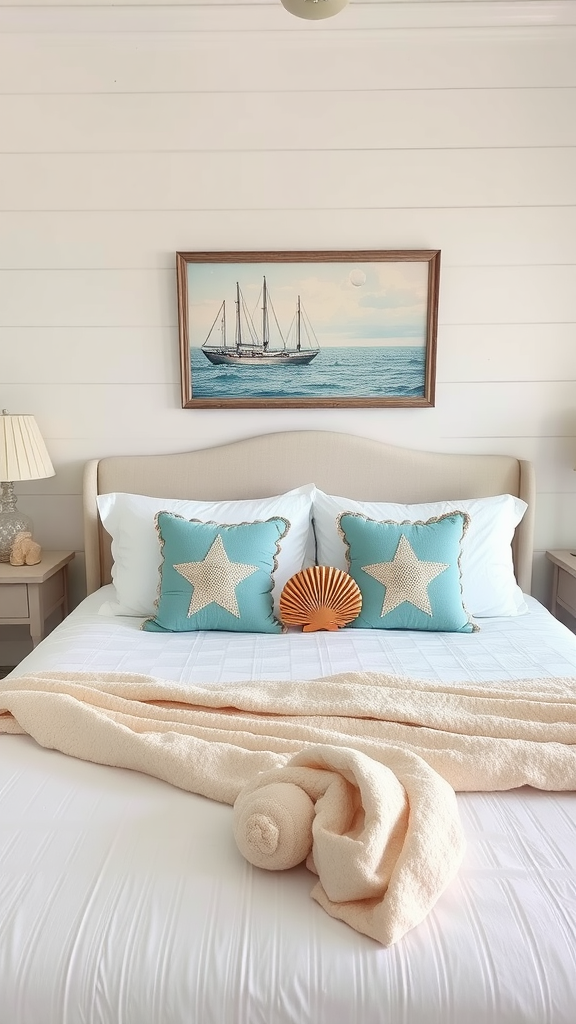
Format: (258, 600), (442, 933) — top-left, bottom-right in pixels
(279, 565), (362, 632)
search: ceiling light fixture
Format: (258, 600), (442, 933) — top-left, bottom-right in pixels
(280, 0), (350, 21)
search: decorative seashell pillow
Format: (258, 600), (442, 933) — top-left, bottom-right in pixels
(279, 564), (362, 632)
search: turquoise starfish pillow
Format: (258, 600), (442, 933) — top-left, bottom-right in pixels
(142, 513), (289, 634)
(337, 511), (477, 633)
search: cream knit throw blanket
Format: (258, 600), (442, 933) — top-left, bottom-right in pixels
(2, 670), (576, 947)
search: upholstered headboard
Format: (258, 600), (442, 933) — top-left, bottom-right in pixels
(83, 430), (535, 596)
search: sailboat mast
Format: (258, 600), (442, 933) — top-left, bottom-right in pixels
(222, 300), (226, 348)
(296, 295), (301, 352)
(262, 276), (269, 352)
(235, 282), (241, 352)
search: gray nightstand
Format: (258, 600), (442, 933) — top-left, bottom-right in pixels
(0, 551), (75, 648)
(546, 550), (576, 621)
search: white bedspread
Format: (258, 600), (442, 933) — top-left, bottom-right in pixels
(2, 589), (576, 1024)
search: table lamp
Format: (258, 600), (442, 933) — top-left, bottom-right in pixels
(0, 410), (55, 562)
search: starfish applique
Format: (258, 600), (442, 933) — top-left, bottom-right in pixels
(174, 534), (259, 618)
(363, 534), (449, 617)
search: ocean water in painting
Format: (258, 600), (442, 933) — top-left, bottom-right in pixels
(190, 346), (426, 400)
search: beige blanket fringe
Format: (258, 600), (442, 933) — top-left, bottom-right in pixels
(1, 670), (576, 946)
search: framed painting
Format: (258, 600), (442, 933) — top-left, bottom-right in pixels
(177, 249), (440, 409)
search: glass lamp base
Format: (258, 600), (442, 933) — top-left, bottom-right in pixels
(0, 481), (34, 562)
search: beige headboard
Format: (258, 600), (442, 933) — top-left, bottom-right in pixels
(83, 430), (535, 596)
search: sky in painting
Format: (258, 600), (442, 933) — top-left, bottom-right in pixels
(186, 260), (429, 349)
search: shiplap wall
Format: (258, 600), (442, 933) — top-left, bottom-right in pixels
(1, 0), (575, 662)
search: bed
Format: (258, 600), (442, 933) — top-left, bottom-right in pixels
(2, 429), (576, 1024)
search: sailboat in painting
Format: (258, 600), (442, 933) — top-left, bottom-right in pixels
(202, 277), (320, 366)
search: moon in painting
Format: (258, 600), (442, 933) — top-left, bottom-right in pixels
(349, 268), (366, 287)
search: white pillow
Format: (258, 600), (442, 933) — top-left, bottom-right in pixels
(97, 484), (316, 617)
(313, 489), (528, 618)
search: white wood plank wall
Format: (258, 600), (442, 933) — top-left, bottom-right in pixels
(1, 0), (575, 661)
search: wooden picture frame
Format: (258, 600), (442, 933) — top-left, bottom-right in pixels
(177, 249), (440, 409)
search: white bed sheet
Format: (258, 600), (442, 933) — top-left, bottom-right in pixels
(2, 590), (576, 1024)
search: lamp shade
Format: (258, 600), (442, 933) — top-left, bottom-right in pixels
(280, 0), (350, 19)
(0, 412), (55, 483)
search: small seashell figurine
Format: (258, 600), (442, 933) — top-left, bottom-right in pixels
(10, 530), (42, 567)
(279, 565), (362, 632)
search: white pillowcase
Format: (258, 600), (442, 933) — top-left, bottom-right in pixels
(97, 484), (316, 618)
(313, 489), (528, 618)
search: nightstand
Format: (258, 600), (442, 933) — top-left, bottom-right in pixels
(0, 551), (75, 648)
(546, 550), (576, 621)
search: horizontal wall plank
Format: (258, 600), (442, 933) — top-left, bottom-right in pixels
(440, 265), (576, 324)
(2, 0), (561, 7)
(2, 393), (470, 467)
(437, 323), (576, 381)
(2, 381), (576, 440)
(534, 492), (576, 550)
(1, 326), (180, 384)
(438, 436), (576, 493)
(14, 494), (85, 551)
(1, 149), (575, 210)
(15, 459), (92, 498)
(0, 269), (175, 326)
(1, 33), (575, 91)
(1, 3), (574, 34)
(3, 322), (575, 387)
(2, 89), (574, 152)
(12, 433), (576, 498)
(0, 270), (172, 326)
(1, 266), (574, 328)
(2, 208), (575, 269)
